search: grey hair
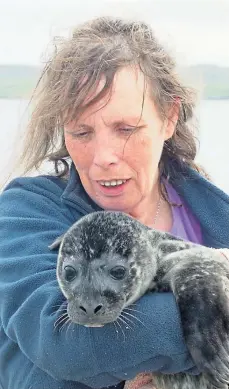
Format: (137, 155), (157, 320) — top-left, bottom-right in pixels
(13, 16), (207, 191)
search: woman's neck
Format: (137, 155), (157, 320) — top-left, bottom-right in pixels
(127, 181), (173, 232)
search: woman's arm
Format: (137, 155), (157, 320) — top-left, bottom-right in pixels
(0, 177), (197, 387)
(0, 336), (124, 389)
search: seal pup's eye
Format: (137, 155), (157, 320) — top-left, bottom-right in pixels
(64, 265), (78, 282)
(109, 266), (127, 280)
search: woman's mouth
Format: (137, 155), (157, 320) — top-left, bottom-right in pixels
(99, 179), (127, 187)
(96, 179), (130, 196)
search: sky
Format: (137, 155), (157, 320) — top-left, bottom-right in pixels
(0, 0), (229, 67)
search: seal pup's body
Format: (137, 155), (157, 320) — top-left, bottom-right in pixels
(50, 211), (229, 389)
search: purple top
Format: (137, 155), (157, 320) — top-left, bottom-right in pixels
(164, 180), (203, 244)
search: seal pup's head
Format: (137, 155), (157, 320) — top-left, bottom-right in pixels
(50, 211), (172, 327)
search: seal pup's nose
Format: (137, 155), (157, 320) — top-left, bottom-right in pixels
(79, 303), (103, 316)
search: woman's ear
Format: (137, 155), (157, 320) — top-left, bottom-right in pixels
(164, 98), (180, 141)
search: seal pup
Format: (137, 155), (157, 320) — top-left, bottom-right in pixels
(50, 211), (229, 389)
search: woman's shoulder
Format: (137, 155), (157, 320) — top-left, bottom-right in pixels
(2, 173), (67, 197)
(1, 174), (68, 209)
(0, 174), (75, 224)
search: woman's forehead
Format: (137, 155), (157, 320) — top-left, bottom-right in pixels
(75, 68), (153, 124)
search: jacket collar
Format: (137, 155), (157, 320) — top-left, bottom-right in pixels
(170, 167), (229, 248)
(61, 162), (229, 248)
(61, 163), (102, 214)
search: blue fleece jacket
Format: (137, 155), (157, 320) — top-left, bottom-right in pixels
(0, 163), (229, 389)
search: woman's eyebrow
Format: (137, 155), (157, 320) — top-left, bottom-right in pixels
(65, 124), (93, 133)
(103, 116), (145, 127)
(67, 117), (144, 132)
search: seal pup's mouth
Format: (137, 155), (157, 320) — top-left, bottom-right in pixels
(84, 324), (104, 328)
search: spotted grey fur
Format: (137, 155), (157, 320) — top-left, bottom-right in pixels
(50, 211), (229, 389)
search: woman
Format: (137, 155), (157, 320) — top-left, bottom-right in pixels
(0, 16), (229, 389)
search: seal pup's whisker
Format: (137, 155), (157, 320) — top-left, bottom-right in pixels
(118, 315), (134, 335)
(116, 317), (126, 342)
(122, 313), (137, 328)
(51, 303), (66, 309)
(50, 307), (67, 317)
(122, 311), (147, 330)
(120, 313), (134, 331)
(50, 301), (68, 317)
(113, 321), (120, 339)
(59, 318), (70, 333)
(54, 313), (69, 330)
(118, 315), (129, 328)
(124, 307), (148, 316)
(58, 314), (72, 334)
(65, 319), (74, 338)
(54, 311), (68, 322)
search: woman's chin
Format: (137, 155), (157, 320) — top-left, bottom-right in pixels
(93, 187), (137, 212)
(100, 200), (133, 213)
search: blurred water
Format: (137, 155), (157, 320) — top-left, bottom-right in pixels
(196, 100), (229, 193)
(0, 98), (229, 193)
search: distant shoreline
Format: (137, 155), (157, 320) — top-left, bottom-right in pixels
(1, 96), (229, 101)
(206, 97), (229, 100)
(1, 64), (229, 101)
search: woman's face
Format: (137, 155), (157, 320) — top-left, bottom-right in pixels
(64, 67), (177, 213)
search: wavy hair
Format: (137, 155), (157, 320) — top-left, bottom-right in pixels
(11, 16), (208, 190)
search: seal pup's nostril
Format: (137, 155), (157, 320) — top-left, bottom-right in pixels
(94, 304), (103, 314)
(79, 304), (103, 315)
(79, 305), (87, 313)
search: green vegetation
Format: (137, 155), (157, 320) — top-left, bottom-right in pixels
(184, 64), (229, 100)
(203, 85), (229, 100)
(0, 65), (41, 99)
(0, 64), (229, 100)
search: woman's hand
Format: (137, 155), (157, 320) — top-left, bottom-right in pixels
(124, 373), (154, 389)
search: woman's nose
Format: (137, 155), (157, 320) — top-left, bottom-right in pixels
(93, 136), (120, 168)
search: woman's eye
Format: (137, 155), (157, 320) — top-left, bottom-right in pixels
(120, 127), (135, 134)
(72, 132), (90, 139)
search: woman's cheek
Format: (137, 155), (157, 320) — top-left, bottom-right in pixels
(65, 137), (91, 168)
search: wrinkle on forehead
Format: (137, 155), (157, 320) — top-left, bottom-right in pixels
(69, 66), (149, 128)
(75, 66), (148, 126)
